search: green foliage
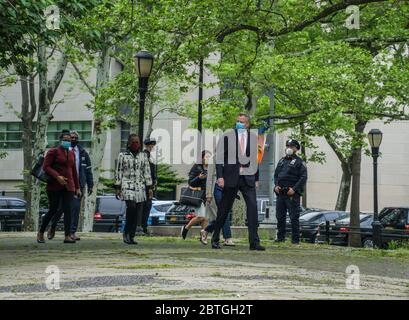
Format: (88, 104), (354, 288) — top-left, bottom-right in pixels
(387, 240), (409, 251)
(98, 164), (184, 195)
(156, 163), (185, 193)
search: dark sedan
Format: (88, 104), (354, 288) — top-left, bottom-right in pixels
(316, 214), (373, 247)
(165, 202), (197, 225)
(286, 210), (349, 243)
(318, 207), (409, 247)
(0, 197), (48, 231)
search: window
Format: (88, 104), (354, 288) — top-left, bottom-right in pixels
(120, 121), (131, 151)
(0, 122), (23, 149)
(0, 200), (8, 209)
(97, 197), (122, 214)
(380, 209), (406, 227)
(9, 200), (26, 209)
(46, 121), (92, 149)
(0, 121), (92, 150)
(153, 204), (173, 213)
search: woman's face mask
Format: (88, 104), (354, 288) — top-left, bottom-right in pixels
(129, 142), (140, 152)
(61, 140), (71, 149)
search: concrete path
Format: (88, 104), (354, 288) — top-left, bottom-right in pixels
(0, 232), (408, 299)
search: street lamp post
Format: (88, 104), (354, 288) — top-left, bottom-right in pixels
(134, 50), (154, 142)
(368, 128), (383, 248)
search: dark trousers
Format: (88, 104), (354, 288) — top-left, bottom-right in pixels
(124, 201), (144, 238)
(40, 190), (74, 237)
(50, 192), (82, 234)
(142, 195), (152, 232)
(211, 176), (260, 246)
(205, 184), (232, 239)
(276, 193), (301, 243)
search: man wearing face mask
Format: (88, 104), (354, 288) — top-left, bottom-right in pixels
(274, 139), (308, 244)
(212, 112), (263, 251)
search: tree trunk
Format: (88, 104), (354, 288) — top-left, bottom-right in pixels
(23, 45), (67, 231)
(20, 76), (35, 230)
(334, 162), (352, 211)
(83, 47), (111, 232)
(348, 120), (367, 247)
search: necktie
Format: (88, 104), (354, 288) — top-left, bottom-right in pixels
(240, 133), (245, 155)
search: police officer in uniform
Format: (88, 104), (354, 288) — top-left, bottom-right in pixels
(141, 138), (157, 234)
(274, 139), (307, 244)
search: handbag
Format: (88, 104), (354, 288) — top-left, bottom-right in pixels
(31, 150), (57, 184)
(180, 186), (205, 207)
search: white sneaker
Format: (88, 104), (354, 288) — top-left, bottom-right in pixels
(224, 238), (235, 246)
(200, 229), (208, 245)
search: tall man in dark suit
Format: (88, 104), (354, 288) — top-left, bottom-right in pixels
(211, 113), (265, 251)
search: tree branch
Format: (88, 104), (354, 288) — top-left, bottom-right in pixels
(217, 0), (387, 42)
(71, 61), (96, 96)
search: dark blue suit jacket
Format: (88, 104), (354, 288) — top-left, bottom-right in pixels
(215, 129), (259, 188)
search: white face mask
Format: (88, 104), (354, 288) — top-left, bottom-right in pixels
(285, 148), (294, 156)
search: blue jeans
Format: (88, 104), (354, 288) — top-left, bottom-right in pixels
(205, 184), (232, 239)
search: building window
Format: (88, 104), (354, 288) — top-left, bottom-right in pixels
(0, 122), (23, 149)
(0, 121), (92, 150)
(47, 121), (92, 149)
(120, 121), (131, 151)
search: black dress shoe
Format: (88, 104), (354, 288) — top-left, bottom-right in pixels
(63, 238), (76, 244)
(211, 242), (221, 249)
(129, 237), (138, 245)
(250, 244), (266, 251)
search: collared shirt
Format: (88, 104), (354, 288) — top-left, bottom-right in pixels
(71, 146), (80, 179)
(238, 129), (247, 155)
(238, 129), (248, 175)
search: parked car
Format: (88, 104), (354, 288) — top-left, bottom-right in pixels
(316, 213), (373, 246)
(317, 207), (409, 247)
(44, 195), (126, 233)
(286, 210), (349, 243)
(0, 197), (48, 231)
(148, 201), (174, 226)
(165, 202), (197, 225)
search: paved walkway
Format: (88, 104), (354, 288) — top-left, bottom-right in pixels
(0, 232), (408, 299)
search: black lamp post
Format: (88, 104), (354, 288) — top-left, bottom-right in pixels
(368, 128), (383, 248)
(134, 50), (154, 143)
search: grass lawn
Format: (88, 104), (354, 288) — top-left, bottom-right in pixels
(0, 232), (408, 300)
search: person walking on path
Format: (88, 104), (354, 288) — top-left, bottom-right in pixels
(115, 134), (153, 245)
(202, 156), (235, 246)
(47, 130), (93, 241)
(180, 150), (211, 244)
(211, 113), (264, 251)
(37, 130), (81, 244)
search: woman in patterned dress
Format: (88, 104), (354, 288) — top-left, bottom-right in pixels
(115, 134), (153, 244)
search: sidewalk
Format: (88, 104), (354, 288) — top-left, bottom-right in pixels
(0, 232), (408, 300)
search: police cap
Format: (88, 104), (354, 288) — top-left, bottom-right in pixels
(286, 139), (300, 150)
